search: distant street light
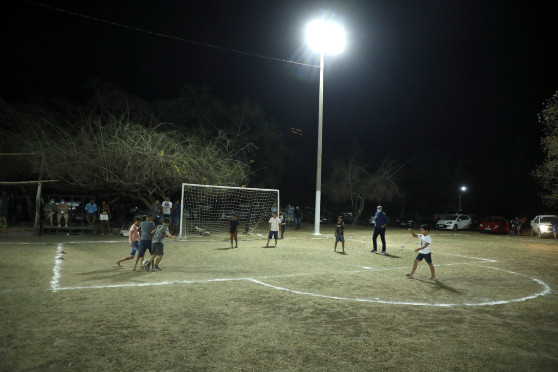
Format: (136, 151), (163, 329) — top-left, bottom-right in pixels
(458, 186), (467, 211)
(306, 18), (345, 235)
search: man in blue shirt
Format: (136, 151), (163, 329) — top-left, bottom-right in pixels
(84, 199), (98, 226)
(371, 205), (390, 254)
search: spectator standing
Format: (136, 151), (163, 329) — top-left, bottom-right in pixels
(517, 215), (527, 236)
(99, 200), (112, 235)
(294, 206), (302, 230)
(286, 203), (295, 226)
(0, 191), (10, 228)
(170, 200), (181, 235)
(551, 216), (558, 240)
(56, 198), (70, 228)
(85, 199), (98, 226)
(151, 200), (162, 223)
(370, 205), (390, 254)
(161, 196), (172, 220)
(279, 209), (286, 239)
(43, 198), (57, 227)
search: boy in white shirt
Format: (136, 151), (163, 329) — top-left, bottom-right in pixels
(266, 212), (281, 247)
(161, 196), (173, 219)
(406, 224), (436, 280)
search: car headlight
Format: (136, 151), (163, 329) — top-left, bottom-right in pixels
(540, 225), (549, 232)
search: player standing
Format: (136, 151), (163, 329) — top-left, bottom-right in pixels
(265, 212), (281, 247)
(334, 216), (346, 253)
(406, 224), (436, 280)
(229, 214), (239, 248)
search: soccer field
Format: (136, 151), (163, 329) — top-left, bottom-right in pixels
(1, 225), (558, 371)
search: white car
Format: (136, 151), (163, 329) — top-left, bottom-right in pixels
(530, 215), (557, 238)
(436, 214), (472, 231)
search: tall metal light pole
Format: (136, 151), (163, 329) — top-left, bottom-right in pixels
(458, 186), (467, 211)
(306, 19), (345, 235)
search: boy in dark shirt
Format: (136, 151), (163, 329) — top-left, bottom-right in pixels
(334, 216), (346, 253)
(229, 214), (239, 248)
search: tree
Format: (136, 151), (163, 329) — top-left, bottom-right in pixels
(324, 158), (403, 224)
(533, 91), (558, 207)
(4, 101), (251, 207)
(154, 86), (288, 188)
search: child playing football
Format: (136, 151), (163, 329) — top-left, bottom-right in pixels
(406, 224), (436, 280)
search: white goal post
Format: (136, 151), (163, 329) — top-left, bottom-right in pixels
(179, 183), (280, 240)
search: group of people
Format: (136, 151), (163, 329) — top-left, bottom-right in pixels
(332, 205), (436, 280)
(116, 214), (177, 272)
(150, 197), (181, 235)
(284, 204), (303, 230)
(117, 202), (437, 280)
(43, 198), (112, 234)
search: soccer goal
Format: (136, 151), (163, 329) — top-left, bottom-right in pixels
(179, 183), (280, 240)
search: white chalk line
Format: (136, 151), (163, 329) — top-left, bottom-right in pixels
(50, 243), (64, 291)
(50, 246), (552, 307)
(247, 263), (552, 307)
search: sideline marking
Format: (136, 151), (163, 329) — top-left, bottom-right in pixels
(50, 243), (64, 291)
(49, 244), (552, 307)
(438, 253), (497, 263)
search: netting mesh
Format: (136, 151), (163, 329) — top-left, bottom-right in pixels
(180, 184), (279, 240)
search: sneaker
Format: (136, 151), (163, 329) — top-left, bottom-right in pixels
(379, 251), (386, 254)
(143, 260), (150, 271)
(406, 273), (414, 279)
(154, 265), (162, 271)
(370, 249), (377, 253)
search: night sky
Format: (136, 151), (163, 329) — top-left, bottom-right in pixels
(3, 0), (558, 218)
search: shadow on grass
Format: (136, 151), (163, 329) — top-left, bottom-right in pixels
(334, 251), (347, 255)
(214, 247), (234, 250)
(415, 278), (461, 294)
(375, 252), (401, 258)
(78, 268), (121, 275)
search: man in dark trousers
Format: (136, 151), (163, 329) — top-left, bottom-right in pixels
(371, 205), (390, 254)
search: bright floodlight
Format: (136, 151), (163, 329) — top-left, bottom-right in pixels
(460, 186), (467, 192)
(306, 19), (345, 54)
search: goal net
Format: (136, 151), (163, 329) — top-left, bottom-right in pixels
(180, 183), (280, 240)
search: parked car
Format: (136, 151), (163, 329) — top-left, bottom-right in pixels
(433, 210), (463, 224)
(341, 211), (354, 224)
(395, 213), (419, 228)
(530, 215), (558, 238)
(303, 207), (333, 223)
(436, 214), (472, 230)
(479, 216), (509, 234)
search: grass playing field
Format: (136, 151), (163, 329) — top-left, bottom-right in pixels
(1, 224), (557, 371)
